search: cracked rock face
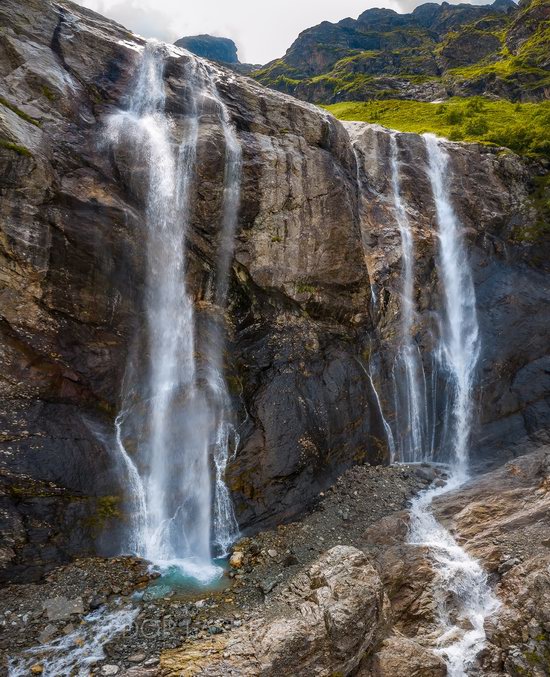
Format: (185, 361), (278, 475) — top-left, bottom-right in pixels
(161, 545), (390, 677)
(0, 0), (548, 580)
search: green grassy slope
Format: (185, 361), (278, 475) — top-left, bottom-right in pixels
(324, 97), (550, 158)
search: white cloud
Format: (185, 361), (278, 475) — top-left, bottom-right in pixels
(76, 0), (497, 64)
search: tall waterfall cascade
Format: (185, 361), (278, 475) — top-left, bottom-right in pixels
(106, 42), (239, 582)
(390, 134), (432, 464)
(352, 130), (499, 676)
(406, 135), (497, 676)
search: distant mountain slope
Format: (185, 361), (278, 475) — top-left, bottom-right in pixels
(252, 0), (550, 103)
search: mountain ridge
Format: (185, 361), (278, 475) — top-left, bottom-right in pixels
(252, 0), (549, 103)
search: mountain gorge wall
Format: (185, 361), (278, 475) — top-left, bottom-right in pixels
(0, 0), (548, 581)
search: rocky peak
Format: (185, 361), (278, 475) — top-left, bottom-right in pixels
(174, 34), (239, 64)
(356, 7), (411, 30)
(492, 0), (518, 12)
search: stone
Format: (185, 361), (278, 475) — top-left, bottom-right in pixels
(30, 665), (43, 675)
(127, 653), (146, 663)
(358, 637), (447, 676)
(229, 551), (244, 569)
(42, 597), (84, 622)
(101, 665), (120, 676)
(259, 574), (283, 595)
(498, 557), (521, 575)
(37, 624), (57, 644)
(162, 546), (389, 676)
(267, 549), (278, 558)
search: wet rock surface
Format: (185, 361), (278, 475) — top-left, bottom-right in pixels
(2, 451), (549, 675)
(0, 0), (548, 582)
(0, 463), (429, 674)
(433, 447), (550, 676)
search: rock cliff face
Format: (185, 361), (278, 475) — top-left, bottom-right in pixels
(0, 0), (548, 581)
(349, 123), (550, 467)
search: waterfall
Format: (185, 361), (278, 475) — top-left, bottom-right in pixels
(106, 43), (239, 582)
(390, 134), (431, 463)
(425, 134), (480, 475)
(205, 77), (241, 556)
(8, 606), (138, 677)
(405, 134), (498, 676)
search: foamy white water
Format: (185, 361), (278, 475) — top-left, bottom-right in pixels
(405, 134), (497, 676)
(390, 133), (431, 463)
(107, 43), (239, 581)
(425, 134), (480, 474)
(8, 606), (138, 677)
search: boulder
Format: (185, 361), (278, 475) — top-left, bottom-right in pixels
(161, 546), (390, 676)
(357, 637), (447, 676)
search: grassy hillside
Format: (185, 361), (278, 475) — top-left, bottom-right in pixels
(324, 97), (550, 158)
(253, 0), (549, 104)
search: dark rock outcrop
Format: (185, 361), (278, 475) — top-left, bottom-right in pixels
(0, 0), (548, 581)
(174, 34), (239, 64)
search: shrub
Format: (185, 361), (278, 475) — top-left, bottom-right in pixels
(464, 115), (489, 135)
(465, 97), (486, 114)
(445, 109), (463, 125)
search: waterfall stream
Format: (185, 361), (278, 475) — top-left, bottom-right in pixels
(390, 133), (432, 464)
(8, 607), (138, 677)
(106, 43), (239, 582)
(404, 135), (498, 676)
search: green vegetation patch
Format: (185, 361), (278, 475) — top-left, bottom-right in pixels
(324, 97), (550, 159)
(0, 138), (32, 157)
(0, 96), (40, 126)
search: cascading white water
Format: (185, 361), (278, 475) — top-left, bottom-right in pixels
(205, 76), (241, 556)
(107, 43), (239, 582)
(8, 606), (138, 677)
(406, 134), (498, 676)
(390, 133), (432, 463)
(425, 134), (480, 476)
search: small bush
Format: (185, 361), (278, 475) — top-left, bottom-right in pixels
(445, 109), (463, 125)
(464, 115), (489, 135)
(448, 129), (465, 141)
(465, 97), (486, 115)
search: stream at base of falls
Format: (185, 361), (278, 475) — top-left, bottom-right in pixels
(8, 606), (138, 677)
(407, 476), (500, 676)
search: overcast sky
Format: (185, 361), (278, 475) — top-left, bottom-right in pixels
(76, 0), (495, 64)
